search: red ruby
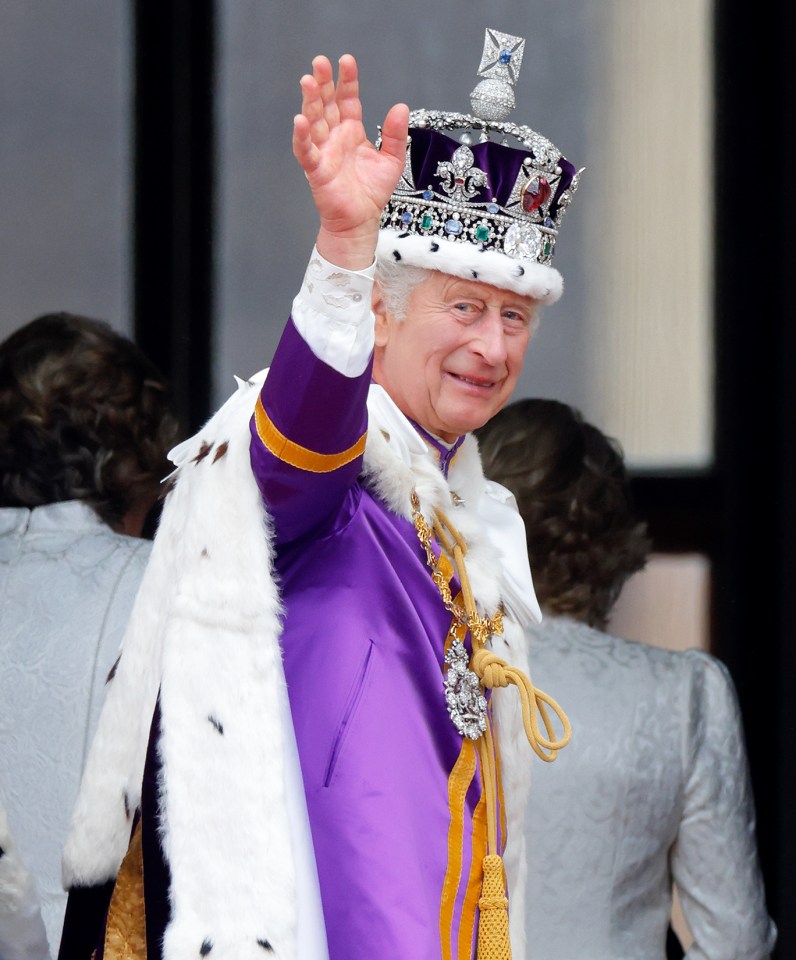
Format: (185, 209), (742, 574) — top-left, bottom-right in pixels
(521, 176), (551, 213)
(455, 176), (465, 185)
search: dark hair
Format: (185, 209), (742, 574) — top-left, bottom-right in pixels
(0, 313), (179, 531)
(476, 398), (650, 629)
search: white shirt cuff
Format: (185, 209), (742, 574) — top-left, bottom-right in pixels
(291, 247), (376, 377)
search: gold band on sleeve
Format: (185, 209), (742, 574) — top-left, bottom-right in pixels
(254, 395), (366, 473)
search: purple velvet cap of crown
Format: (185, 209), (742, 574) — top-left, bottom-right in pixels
(409, 126), (576, 218)
(378, 124), (579, 304)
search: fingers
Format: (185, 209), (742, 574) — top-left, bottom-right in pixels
(312, 55), (341, 134)
(293, 53), (368, 179)
(336, 54), (362, 124)
(299, 63), (333, 148)
(379, 103), (410, 163)
(298, 55), (361, 139)
(292, 113), (320, 175)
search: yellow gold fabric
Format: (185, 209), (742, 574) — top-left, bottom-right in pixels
(439, 737), (479, 960)
(104, 823), (147, 960)
(254, 395), (366, 473)
(458, 790), (488, 959)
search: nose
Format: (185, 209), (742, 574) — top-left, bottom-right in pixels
(470, 310), (508, 367)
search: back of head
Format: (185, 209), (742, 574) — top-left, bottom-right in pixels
(476, 398), (650, 629)
(0, 313), (179, 531)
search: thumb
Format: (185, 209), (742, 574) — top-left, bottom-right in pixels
(379, 103), (410, 164)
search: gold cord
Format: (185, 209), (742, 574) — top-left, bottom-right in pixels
(412, 490), (572, 960)
(412, 490), (571, 774)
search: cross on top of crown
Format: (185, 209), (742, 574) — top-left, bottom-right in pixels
(475, 28), (525, 87)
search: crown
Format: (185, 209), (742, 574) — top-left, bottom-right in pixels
(376, 28), (582, 303)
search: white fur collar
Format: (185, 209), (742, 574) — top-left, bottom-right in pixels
(365, 384), (541, 624)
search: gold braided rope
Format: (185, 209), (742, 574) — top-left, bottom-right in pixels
(411, 491), (571, 960)
(411, 492), (571, 762)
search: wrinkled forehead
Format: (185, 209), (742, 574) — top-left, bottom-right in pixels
(430, 271), (539, 308)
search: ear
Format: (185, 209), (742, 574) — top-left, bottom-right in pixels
(372, 287), (393, 348)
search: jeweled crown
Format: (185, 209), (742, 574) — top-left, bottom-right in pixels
(377, 28), (581, 282)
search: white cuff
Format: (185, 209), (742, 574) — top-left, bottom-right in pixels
(291, 248), (376, 377)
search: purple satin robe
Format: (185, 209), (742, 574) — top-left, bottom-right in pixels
(250, 319), (496, 960)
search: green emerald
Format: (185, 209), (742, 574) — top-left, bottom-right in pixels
(421, 214), (434, 231)
(543, 241), (551, 257)
(475, 224), (491, 242)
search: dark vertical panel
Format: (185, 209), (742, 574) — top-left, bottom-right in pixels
(714, 3), (796, 954)
(134, 0), (215, 433)
(774, 0), (796, 942)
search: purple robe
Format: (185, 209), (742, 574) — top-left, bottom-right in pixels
(250, 319), (502, 960)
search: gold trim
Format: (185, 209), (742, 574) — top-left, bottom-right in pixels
(254, 395), (366, 473)
(439, 737), (478, 960)
(457, 790), (488, 959)
(104, 822), (147, 959)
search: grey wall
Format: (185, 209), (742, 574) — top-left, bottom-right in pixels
(0, 1), (131, 341)
(216, 0), (603, 411)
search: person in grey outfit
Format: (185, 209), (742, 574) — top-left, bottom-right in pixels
(477, 398), (776, 960)
(0, 314), (179, 956)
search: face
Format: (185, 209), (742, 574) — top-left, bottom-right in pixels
(372, 272), (537, 442)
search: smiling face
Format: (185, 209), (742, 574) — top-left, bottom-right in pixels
(372, 271), (538, 442)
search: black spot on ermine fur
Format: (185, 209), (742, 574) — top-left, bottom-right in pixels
(392, 250), (402, 261)
(212, 441), (229, 463)
(193, 442), (213, 464)
(430, 242), (439, 252)
(208, 716), (224, 735)
(106, 654), (121, 683)
(200, 939), (213, 956)
(257, 939), (274, 952)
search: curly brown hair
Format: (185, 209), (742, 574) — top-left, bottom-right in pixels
(476, 399), (650, 629)
(0, 313), (180, 531)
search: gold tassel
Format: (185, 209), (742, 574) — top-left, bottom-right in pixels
(477, 854), (512, 960)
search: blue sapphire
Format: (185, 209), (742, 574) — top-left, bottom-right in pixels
(499, 49), (512, 65)
(423, 189), (434, 201)
(544, 216), (553, 228)
(445, 219), (463, 235)
(401, 212), (412, 224)
(486, 203), (500, 215)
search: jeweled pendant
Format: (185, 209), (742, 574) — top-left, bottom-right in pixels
(444, 639), (488, 740)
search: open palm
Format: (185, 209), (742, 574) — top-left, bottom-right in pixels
(293, 55), (409, 255)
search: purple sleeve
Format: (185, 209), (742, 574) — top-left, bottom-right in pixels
(249, 317), (372, 544)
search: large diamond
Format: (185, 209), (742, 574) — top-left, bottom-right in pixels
(503, 223), (542, 260)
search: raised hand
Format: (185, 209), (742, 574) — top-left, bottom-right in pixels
(292, 54), (409, 270)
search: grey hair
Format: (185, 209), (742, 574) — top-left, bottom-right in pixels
(374, 259), (430, 322)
